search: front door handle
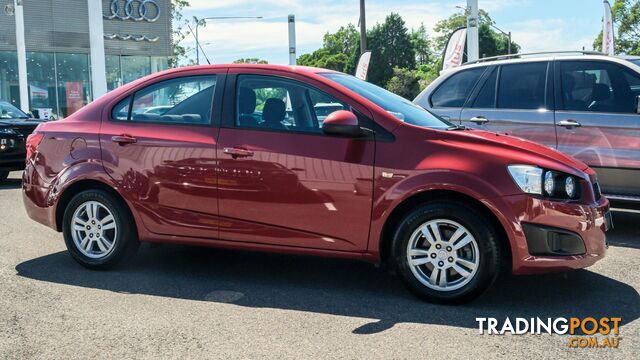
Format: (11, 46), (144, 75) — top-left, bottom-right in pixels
(557, 119), (582, 129)
(111, 135), (137, 145)
(223, 147), (254, 158)
(470, 116), (489, 125)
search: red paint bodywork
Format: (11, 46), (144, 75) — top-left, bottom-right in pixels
(22, 64), (609, 274)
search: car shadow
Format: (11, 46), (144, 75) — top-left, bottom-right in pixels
(15, 245), (640, 334)
(0, 177), (21, 190)
(609, 211), (640, 249)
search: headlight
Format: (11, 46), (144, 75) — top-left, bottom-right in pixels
(0, 128), (16, 135)
(507, 165), (542, 195)
(508, 165), (580, 199)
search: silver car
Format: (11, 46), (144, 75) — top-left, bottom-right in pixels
(415, 51), (640, 208)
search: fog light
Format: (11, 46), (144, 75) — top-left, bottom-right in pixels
(0, 144), (5, 151)
(565, 177), (576, 198)
(544, 171), (555, 196)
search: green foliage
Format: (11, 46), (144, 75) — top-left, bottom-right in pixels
(411, 23), (435, 66)
(169, 0), (192, 68)
(594, 0), (640, 55)
(367, 13), (416, 87)
(298, 25), (360, 72)
(385, 67), (420, 100)
(234, 58), (269, 64)
(298, 49), (350, 71)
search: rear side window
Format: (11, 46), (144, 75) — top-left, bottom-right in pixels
(112, 75), (217, 125)
(497, 62), (548, 110)
(431, 68), (484, 108)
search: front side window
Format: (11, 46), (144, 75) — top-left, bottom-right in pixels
(236, 75), (346, 132)
(497, 62), (548, 110)
(431, 67), (485, 108)
(472, 67), (498, 108)
(560, 61), (640, 113)
(112, 76), (217, 125)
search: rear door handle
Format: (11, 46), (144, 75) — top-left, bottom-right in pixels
(111, 135), (137, 145)
(470, 116), (489, 125)
(557, 119), (582, 129)
(223, 147), (254, 158)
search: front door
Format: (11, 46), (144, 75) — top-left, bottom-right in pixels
(100, 72), (225, 238)
(461, 61), (557, 149)
(216, 72), (375, 252)
(555, 60), (640, 196)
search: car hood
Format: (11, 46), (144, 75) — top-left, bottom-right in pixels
(0, 119), (45, 127)
(440, 129), (589, 172)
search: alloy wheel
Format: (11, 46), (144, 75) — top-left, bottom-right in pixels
(70, 201), (118, 259)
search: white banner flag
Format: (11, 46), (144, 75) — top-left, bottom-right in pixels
(603, 0), (615, 56)
(355, 51), (372, 81)
(442, 27), (467, 71)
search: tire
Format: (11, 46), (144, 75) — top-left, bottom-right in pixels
(0, 171), (8, 184)
(62, 189), (139, 270)
(392, 201), (502, 304)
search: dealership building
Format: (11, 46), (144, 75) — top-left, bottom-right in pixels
(0, 0), (172, 119)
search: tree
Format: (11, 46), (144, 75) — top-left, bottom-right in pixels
(594, 0), (640, 55)
(367, 13), (416, 87)
(386, 67), (420, 100)
(411, 23), (435, 66)
(234, 58), (268, 64)
(298, 25), (360, 72)
(169, 0), (192, 68)
(433, 10), (520, 61)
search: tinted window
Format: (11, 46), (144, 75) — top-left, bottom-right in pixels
(113, 76), (217, 124)
(0, 102), (29, 119)
(323, 73), (452, 130)
(431, 68), (484, 108)
(472, 68), (497, 108)
(497, 62), (548, 110)
(560, 61), (640, 113)
(236, 75), (346, 132)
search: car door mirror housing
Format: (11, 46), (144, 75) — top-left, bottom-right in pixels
(322, 110), (363, 137)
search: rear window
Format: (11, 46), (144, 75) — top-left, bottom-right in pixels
(431, 68), (484, 108)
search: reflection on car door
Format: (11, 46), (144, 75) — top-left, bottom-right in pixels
(460, 61), (557, 149)
(100, 72), (225, 239)
(216, 71), (375, 251)
(555, 60), (640, 196)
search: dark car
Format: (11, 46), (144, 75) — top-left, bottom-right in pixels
(0, 101), (44, 183)
(22, 64), (610, 304)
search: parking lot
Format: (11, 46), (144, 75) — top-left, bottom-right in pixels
(0, 171), (638, 359)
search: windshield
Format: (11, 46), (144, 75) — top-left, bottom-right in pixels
(322, 73), (453, 130)
(0, 102), (29, 119)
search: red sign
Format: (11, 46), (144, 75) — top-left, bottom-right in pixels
(65, 82), (84, 116)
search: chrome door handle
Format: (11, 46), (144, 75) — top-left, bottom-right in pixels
(557, 119), (582, 129)
(223, 147), (254, 158)
(111, 135), (137, 145)
(470, 116), (489, 125)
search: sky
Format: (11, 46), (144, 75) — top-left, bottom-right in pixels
(179, 0), (607, 65)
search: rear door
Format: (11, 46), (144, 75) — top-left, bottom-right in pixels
(555, 60), (640, 196)
(423, 67), (485, 124)
(461, 61), (557, 148)
(100, 70), (226, 239)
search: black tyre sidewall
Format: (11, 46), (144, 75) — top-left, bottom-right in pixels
(62, 190), (138, 270)
(0, 171), (8, 183)
(392, 201), (501, 304)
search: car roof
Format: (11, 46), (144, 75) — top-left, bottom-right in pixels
(170, 63), (339, 75)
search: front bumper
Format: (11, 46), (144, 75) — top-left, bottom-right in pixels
(0, 135), (27, 171)
(499, 194), (610, 274)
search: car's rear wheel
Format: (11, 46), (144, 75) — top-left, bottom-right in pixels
(392, 201), (502, 304)
(62, 190), (139, 269)
(0, 171), (9, 184)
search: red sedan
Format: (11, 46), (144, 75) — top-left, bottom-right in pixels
(22, 64), (611, 303)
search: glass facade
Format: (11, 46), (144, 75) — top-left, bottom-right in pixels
(0, 51), (169, 119)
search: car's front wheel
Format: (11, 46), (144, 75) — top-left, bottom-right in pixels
(392, 201), (502, 304)
(62, 190), (139, 269)
(0, 171), (9, 184)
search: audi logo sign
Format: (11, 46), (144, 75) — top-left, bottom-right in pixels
(104, 0), (161, 22)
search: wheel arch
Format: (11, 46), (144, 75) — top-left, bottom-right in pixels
(378, 189), (512, 270)
(55, 179), (134, 232)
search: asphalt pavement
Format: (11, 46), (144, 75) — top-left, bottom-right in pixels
(0, 172), (638, 359)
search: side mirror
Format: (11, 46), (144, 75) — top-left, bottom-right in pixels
(322, 110), (363, 137)
(636, 95), (640, 114)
